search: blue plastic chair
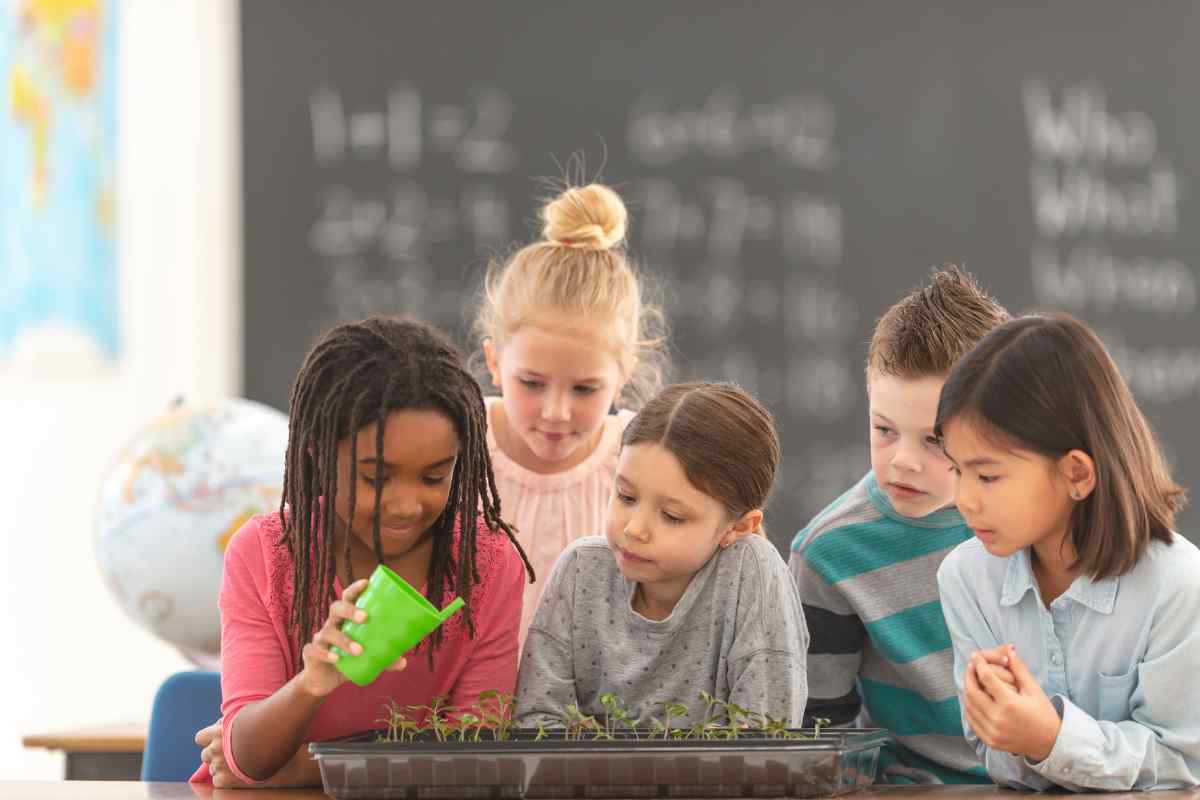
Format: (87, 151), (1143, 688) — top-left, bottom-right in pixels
(141, 670), (222, 781)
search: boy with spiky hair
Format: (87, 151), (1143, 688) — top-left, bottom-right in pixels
(791, 266), (1009, 784)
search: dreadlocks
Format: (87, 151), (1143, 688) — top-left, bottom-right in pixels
(278, 315), (534, 662)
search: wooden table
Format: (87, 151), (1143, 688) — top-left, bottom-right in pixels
(1, 784), (1199, 800)
(21, 724), (147, 781)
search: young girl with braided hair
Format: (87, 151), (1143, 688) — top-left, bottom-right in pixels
(193, 315), (533, 787)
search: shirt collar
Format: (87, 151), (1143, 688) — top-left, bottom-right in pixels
(1001, 547), (1118, 614)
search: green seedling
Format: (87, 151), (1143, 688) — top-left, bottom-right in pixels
(378, 689), (832, 743)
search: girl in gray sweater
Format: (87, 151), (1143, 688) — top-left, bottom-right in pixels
(515, 382), (809, 730)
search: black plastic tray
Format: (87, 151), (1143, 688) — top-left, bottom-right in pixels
(309, 728), (889, 799)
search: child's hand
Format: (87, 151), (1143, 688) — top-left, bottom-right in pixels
(298, 578), (408, 697)
(971, 644), (1018, 688)
(964, 647), (1061, 762)
(195, 718), (244, 789)
(196, 718), (320, 788)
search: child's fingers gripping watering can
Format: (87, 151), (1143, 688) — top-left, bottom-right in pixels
(333, 563), (466, 686)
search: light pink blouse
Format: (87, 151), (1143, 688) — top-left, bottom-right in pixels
(485, 397), (634, 647)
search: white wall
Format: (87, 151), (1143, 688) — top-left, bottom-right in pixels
(0, 0), (240, 779)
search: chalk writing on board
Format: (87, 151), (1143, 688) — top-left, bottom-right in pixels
(1026, 80), (1193, 325)
(1027, 82), (1177, 239)
(1031, 166), (1177, 238)
(627, 89), (838, 169)
(326, 259), (429, 317)
(631, 177), (842, 267)
(306, 85), (524, 337)
(1031, 244), (1196, 315)
(786, 353), (857, 420)
(784, 278), (860, 343)
(1024, 83), (1157, 167)
(310, 85), (519, 173)
(310, 182), (511, 260)
(783, 194), (843, 268)
(623, 86), (860, 528)
(684, 346), (783, 405)
(1101, 330), (1200, 403)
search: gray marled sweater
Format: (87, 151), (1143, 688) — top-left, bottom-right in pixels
(515, 534), (808, 729)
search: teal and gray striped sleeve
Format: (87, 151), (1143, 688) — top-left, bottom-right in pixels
(790, 534), (864, 726)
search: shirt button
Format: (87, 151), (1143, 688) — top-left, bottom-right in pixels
(1052, 653), (1061, 665)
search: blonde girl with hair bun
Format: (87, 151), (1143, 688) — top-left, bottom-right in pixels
(477, 182), (669, 646)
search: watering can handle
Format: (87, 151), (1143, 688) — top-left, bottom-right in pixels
(440, 596), (465, 621)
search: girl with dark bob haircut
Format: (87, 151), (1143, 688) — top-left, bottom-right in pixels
(934, 313), (1199, 791)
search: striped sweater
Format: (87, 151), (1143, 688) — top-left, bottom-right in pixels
(789, 471), (988, 785)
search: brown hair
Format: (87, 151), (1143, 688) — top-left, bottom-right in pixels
(934, 313), (1186, 579)
(622, 382), (780, 535)
(868, 265), (1010, 379)
(474, 182), (668, 408)
(280, 316), (533, 663)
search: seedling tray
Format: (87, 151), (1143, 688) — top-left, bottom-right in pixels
(310, 728), (889, 799)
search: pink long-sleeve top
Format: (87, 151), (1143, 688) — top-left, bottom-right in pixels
(484, 397), (634, 647)
(189, 511), (525, 784)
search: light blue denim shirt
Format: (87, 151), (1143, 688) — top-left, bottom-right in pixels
(937, 534), (1200, 791)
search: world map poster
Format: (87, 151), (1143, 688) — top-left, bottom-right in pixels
(1, 0), (118, 370)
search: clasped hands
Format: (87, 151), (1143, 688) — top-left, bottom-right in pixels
(965, 644), (1062, 763)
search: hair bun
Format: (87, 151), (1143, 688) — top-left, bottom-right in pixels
(541, 184), (628, 250)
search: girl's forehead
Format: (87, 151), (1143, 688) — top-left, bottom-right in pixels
(942, 416), (993, 449)
(941, 416), (1028, 462)
(505, 319), (625, 369)
(617, 442), (718, 510)
(347, 408), (459, 457)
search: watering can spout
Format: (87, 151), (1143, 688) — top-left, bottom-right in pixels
(440, 596), (465, 622)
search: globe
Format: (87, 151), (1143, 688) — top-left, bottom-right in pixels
(94, 397), (290, 665)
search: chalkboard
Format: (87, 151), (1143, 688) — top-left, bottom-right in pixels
(242, 1), (1200, 552)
